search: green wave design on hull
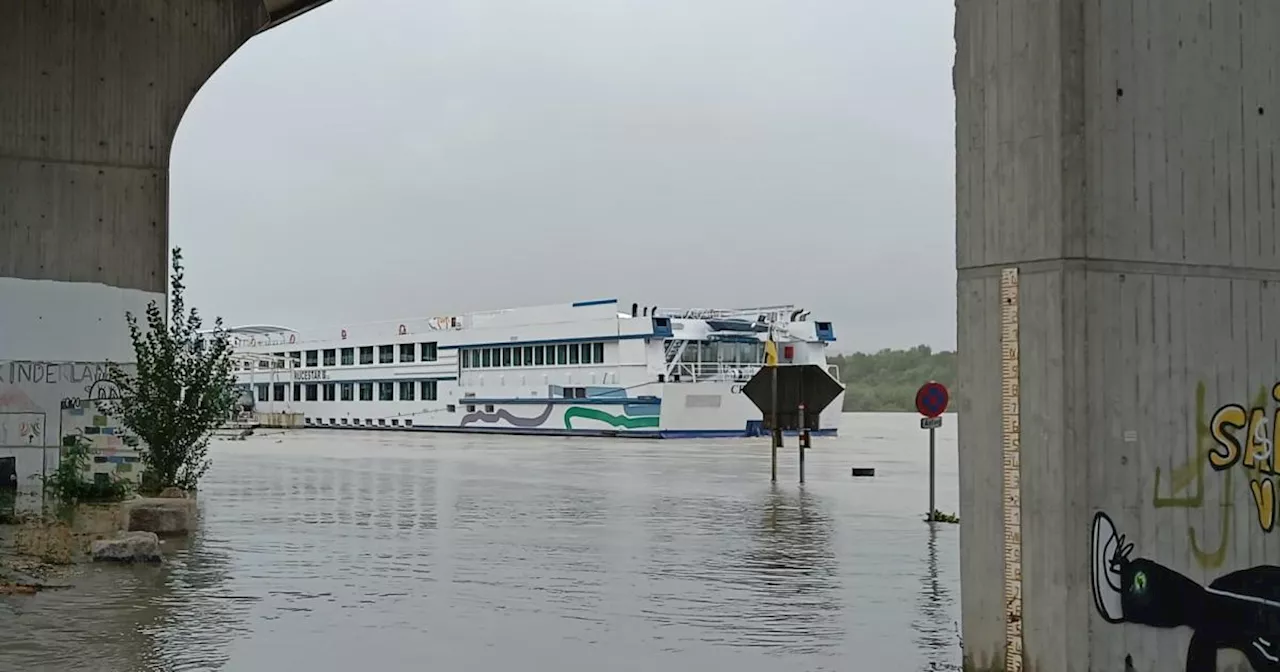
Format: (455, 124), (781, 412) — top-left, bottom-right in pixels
(563, 407), (660, 430)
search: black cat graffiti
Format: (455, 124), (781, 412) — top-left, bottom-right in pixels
(1091, 511), (1280, 671)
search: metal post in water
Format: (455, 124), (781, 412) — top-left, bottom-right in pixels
(928, 425), (936, 522)
(797, 403), (806, 484)
(770, 357), (779, 483)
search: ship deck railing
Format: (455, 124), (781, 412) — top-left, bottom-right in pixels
(665, 361), (842, 384)
(666, 362), (763, 383)
(657, 305), (797, 321)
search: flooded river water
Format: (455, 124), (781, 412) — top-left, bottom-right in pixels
(0, 412), (961, 672)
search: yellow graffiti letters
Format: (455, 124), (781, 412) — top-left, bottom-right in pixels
(1209, 404), (1246, 470)
(1251, 478), (1276, 533)
(1208, 391), (1280, 534)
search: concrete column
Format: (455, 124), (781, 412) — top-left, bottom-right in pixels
(0, 1), (266, 492)
(956, 1), (1280, 671)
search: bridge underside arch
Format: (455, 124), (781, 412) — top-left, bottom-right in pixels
(0, 0), (330, 488)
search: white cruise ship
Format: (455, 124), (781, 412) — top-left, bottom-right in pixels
(227, 299), (844, 439)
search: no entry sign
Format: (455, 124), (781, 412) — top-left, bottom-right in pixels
(915, 381), (950, 419)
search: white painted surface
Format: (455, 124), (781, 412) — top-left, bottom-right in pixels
(0, 277), (158, 362)
(0, 277), (158, 483)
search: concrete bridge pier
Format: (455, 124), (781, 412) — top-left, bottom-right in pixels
(0, 1), (266, 489)
(957, 1), (1280, 671)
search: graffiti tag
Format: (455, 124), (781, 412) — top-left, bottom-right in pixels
(1208, 382), (1280, 533)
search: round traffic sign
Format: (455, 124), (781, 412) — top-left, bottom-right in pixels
(915, 381), (950, 418)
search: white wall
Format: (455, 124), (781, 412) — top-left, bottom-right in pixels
(0, 277), (157, 488)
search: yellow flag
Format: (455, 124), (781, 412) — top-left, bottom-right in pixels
(764, 339), (778, 366)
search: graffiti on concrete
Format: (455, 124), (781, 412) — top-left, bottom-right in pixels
(0, 361), (127, 451)
(0, 384), (47, 446)
(1150, 382), (1239, 569)
(1208, 382), (1280, 534)
(1092, 511), (1280, 671)
(0, 361), (114, 387)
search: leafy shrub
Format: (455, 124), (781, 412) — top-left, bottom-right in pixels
(101, 248), (238, 494)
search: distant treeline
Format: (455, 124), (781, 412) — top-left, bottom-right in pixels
(830, 345), (956, 412)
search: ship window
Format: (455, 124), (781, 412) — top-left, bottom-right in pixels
(569, 344), (580, 365)
(323, 349), (336, 366)
(305, 384), (318, 401)
(272, 352), (285, 369)
(481, 349), (491, 367)
(421, 381), (438, 401)
(359, 383), (373, 401)
(489, 348), (500, 366)
(400, 344), (415, 363)
(593, 342), (604, 363)
(522, 346), (533, 366)
(322, 383), (336, 401)
(579, 343), (592, 364)
(292, 384), (301, 401)
(379, 345), (394, 364)
(422, 342), (438, 362)
(341, 348), (354, 365)
(511, 348), (522, 367)
(273, 384), (286, 401)
(379, 382), (394, 401)
(466, 404), (476, 412)
(290, 352), (301, 368)
(256, 384), (269, 402)
(534, 347), (545, 366)
(447, 404), (456, 413)
(556, 344), (567, 365)
(340, 383), (354, 401)
(502, 348), (512, 367)
(470, 350), (481, 368)
(399, 381), (415, 401)
(305, 350), (318, 367)
(257, 358), (269, 370)
(359, 346), (374, 365)
(460, 352), (470, 369)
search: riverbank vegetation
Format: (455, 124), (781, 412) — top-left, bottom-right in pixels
(37, 436), (132, 516)
(103, 247), (239, 494)
(830, 345), (956, 412)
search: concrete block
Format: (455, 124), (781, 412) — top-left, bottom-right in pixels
(122, 497), (197, 537)
(90, 531), (161, 564)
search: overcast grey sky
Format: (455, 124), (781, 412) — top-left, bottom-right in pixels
(170, 0), (955, 353)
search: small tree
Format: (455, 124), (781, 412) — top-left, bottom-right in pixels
(102, 248), (239, 494)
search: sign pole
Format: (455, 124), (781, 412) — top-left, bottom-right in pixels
(928, 423), (936, 522)
(767, 335), (780, 483)
(739, 349), (844, 484)
(798, 403), (806, 484)
(770, 364), (779, 483)
(915, 380), (950, 524)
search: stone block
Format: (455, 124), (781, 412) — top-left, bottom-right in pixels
(122, 497), (197, 536)
(90, 531), (162, 564)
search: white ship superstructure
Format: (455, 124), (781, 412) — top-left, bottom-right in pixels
(228, 299), (843, 438)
